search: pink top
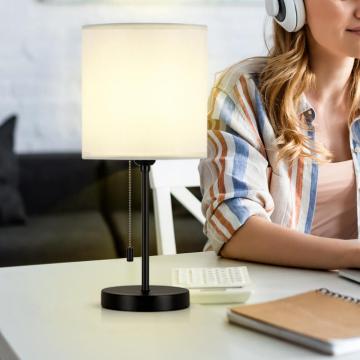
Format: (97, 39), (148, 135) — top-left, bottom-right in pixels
(311, 159), (358, 239)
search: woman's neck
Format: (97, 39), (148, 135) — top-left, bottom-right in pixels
(305, 27), (354, 109)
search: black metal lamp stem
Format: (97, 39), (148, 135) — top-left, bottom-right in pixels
(136, 160), (155, 294)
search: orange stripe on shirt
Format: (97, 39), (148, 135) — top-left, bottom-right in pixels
(214, 206), (236, 238)
(208, 133), (220, 214)
(209, 217), (229, 243)
(240, 75), (257, 121)
(212, 130), (228, 203)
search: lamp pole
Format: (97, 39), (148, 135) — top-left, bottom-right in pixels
(135, 160), (155, 294)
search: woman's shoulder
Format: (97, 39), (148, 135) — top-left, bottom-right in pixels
(213, 56), (268, 94)
(208, 57), (275, 156)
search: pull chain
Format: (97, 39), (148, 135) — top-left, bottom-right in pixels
(126, 160), (134, 262)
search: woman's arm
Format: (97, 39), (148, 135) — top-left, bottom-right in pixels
(220, 215), (360, 270)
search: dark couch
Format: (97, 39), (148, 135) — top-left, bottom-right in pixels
(0, 153), (127, 267)
(0, 154), (207, 267)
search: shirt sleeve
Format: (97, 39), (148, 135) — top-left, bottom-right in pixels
(198, 84), (275, 256)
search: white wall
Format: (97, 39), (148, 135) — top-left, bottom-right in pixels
(0, 0), (270, 153)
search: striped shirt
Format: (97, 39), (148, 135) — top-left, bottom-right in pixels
(198, 57), (360, 255)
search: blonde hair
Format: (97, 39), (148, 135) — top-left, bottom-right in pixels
(240, 20), (360, 169)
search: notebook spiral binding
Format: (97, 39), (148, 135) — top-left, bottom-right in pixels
(316, 288), (360, 304)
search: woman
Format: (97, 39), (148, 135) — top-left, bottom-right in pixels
(198, 0), (360, 269)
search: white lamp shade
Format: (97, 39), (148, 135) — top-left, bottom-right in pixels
(82, 23), (208, 160)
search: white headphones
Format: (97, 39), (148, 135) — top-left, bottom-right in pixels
(265, 0), (306, 32)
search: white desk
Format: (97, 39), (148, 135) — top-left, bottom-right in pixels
(0, 251), (359, 360)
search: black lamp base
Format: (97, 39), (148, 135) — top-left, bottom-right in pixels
(101, 285), (190, 312)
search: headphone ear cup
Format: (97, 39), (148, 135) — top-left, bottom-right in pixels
(293, 0), (306, 31)
(265, 0), (306, 33)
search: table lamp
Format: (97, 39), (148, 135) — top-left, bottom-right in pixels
(82, 23), (208, 312)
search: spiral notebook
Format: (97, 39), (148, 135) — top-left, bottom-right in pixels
(227, 288), (360, 355)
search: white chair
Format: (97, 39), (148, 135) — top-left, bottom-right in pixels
(149, 159), (205, 255)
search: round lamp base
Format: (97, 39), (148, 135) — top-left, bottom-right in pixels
(101, 285), (190, 312)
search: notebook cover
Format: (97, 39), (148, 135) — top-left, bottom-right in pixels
(229, 290), (360, 342)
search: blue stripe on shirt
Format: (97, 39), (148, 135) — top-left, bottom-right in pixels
(305, 159), (318, 233)
(304, 128), (318, 233)
(252, 74), (266, 135)
(352, 120), (360, 145)
(219, 93), (235, 126)
(227, 132), (250, 223)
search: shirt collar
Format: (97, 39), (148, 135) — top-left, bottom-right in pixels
(297, 92), (360, 125)
(297, 93), (316, 122)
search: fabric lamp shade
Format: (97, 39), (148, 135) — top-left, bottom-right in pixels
(82, 23), (208, 160)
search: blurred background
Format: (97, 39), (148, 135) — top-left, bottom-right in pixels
(0, 0), (271, 266)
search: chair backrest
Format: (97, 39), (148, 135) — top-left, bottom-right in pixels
(149, 159), (205, 255)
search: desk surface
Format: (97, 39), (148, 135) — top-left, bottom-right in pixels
(0, 251), (359, 360)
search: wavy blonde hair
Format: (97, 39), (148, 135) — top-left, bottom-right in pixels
(242, 20), (360, 169)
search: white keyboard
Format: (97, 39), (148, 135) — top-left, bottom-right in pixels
(171, 266), (253, 304)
